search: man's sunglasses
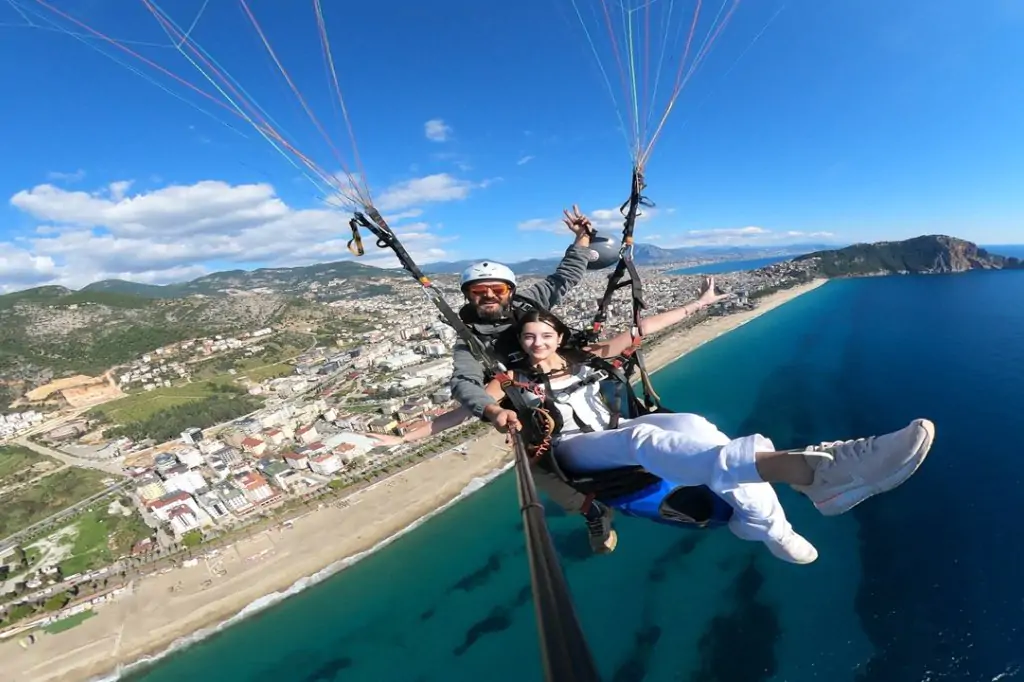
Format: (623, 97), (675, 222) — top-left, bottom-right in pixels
(467, 283), (511, 297)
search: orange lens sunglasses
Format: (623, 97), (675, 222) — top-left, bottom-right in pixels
(467, 283), (511, 297)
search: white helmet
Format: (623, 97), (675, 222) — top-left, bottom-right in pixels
(460, 261), (517, 290)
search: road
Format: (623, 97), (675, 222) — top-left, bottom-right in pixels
(13, 436), (127, 477)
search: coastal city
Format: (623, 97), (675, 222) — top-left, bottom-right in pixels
(0, 0), (1009, 675)
(0, 255), (817, 665)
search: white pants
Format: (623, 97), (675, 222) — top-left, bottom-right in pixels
(555, 412), (793, 547)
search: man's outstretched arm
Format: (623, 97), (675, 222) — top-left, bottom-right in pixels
(449, 340), (497, 420)
(519, 242), (591, 310)
(519, 206), (595, 309)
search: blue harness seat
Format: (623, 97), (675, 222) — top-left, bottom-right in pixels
(528, 376), (735, 529)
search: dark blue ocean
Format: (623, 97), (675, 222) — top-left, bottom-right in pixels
(125, 271), (1024, 682)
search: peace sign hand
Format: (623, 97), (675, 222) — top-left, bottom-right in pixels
(562, 204), (594, 237)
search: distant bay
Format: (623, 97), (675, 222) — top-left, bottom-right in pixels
(668, 255), (791, 275)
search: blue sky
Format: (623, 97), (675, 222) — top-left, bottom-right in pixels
(1, 0), (1022, 291)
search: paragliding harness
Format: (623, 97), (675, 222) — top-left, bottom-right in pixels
(494, 168), (733, 529)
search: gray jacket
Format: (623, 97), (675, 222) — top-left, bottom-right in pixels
(449, 243), (591, 419)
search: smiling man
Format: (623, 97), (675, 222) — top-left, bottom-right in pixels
(447, 207), (620, 554)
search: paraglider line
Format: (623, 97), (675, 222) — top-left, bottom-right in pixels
(667, 1), (787, 137)
(141, 0), (349, 203)
(237, 0), (364, 204)
(641, 0), (651, 149)
(312, 0), (373, 206)
(5, 0), (36, 26)
(624, 6), (642, 160)
(599, 0), (637, 155)
(642, 0), (742, 165)
(644, 0), (678, 148)
(144, 0), (329, 195)
(566, 0), (632, 159)
(5, 0), (168, 47)
(10, 1), (246, 138)
(177, 0), (208, 48)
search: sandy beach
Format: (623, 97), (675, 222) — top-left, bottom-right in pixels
(0, 277), (829, 682)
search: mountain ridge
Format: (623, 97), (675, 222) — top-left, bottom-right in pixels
(4, 236), (1020, 304)
(1, 234), (1019, 397)
(54, 242), (835, 300)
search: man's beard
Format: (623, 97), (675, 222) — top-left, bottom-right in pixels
(475, 301), (511, 322)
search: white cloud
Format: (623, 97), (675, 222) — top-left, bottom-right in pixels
(687, 226), (769, 237)
(374, 173), (493, 212)
(46, 169), (86, 183)
(109, 180), (133, 202)
(2, 172), (489, 292)
(516, 155), (535, 166)
(659, 226), (837, 248)
(424, 119), (452, 142)
(517, 206), (658, 234)
(0, 245), (58, 290)
(382, 208), (424, 223)
(515, 209), (838, 250)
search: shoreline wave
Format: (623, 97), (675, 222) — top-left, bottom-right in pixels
(92, 460), (515, 682)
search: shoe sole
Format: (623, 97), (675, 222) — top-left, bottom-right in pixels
(767, 540), (818, 565)
(814, 418), (935, 517)
(591, 529), (618, 554)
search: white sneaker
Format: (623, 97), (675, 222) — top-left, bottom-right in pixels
(792, 418), (935, 516)
(765, 530), (818, 564)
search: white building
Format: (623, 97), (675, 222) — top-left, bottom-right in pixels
(195, 489), (230, 521)
(168, 506), (202, 535)
(135, 474), (167, 503)
(173, 447), (204, 469)
(309, 451), (343, 476)
(180, 427), (203, 446)
(376, 351), (421, 371)
(296, 424), (319, 445)
(162, 468), (208, 496)
(216, 484), (251, 514)
(282, 451), (310, 470)
(412, 358), (454, 381)
(235, 471), (274, 503)
(149, 491), (202, 523)
(322, 432), (377, 458)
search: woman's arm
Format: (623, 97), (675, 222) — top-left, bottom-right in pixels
(586, 276), (729, 358)
(368, 406), (473, 445)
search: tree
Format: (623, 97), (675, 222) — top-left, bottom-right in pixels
(43, 592), (71, 612)
(181, 530), (204, 548)
(12, 546), (27, 569)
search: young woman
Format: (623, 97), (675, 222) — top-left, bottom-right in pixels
(377, 278), (936, 564)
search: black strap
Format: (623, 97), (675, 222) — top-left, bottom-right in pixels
(578, 167), (661, 417)
(347, 206), (601, 682)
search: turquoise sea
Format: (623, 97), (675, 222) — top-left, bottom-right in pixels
(123, 271), (1024, 682)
